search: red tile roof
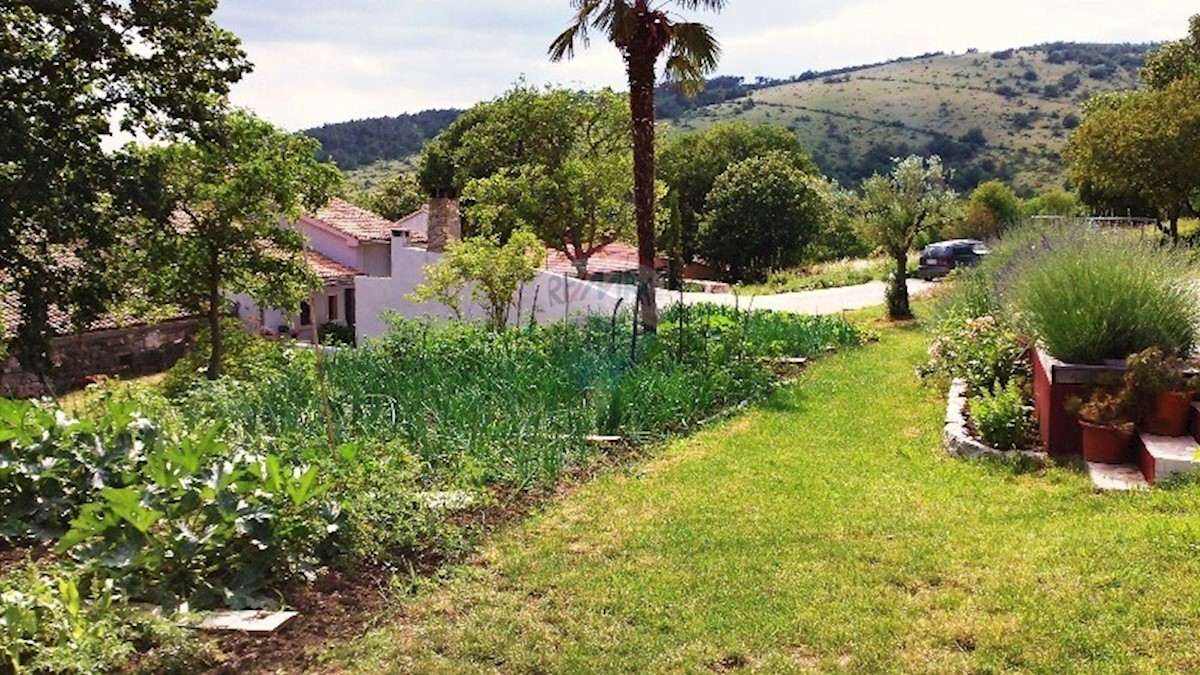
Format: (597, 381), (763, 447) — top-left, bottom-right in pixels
(308, 198), (397, 243)
(306, 250), (362, 286)
(544, 242), (667, 278)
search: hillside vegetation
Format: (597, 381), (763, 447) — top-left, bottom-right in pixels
(332, 43), (1153, 193)
(671, 43), (1152, 192)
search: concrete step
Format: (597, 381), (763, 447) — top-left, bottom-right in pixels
(1136, 432), (1200, 483)
(1087, 462), (1150, 491)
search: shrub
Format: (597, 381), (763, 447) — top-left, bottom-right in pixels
(970, 381), (1034, 451)
(161, 318), (294, 398)
(320, 322), (356, 346)
(1009, 232), (1198, 363)
(919, 315), (1030, 396)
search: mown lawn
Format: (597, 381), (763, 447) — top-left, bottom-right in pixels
(331, 316), (1200, 673)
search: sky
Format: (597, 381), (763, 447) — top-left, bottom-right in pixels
(212, 0), (1198, 131)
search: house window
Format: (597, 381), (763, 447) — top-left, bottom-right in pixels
(344, 288), (356, 326)
(299, 301), (311, 326)
(327, 294), (338, 322)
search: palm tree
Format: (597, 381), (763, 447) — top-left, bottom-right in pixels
(550, 0), (725, 331)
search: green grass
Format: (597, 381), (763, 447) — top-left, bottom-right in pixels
(736, 255), (915, 296)
(333, 318), (1200, 673)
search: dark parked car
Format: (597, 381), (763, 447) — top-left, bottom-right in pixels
(917, 239), (988, 280)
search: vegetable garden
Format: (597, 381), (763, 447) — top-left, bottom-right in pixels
(0, 304), (864, 672)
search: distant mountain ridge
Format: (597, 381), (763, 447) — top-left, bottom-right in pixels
(306, 42), (1157, 192)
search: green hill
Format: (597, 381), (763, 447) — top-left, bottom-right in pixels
(339, 43), (1155, 195)
(670, 43), (1154, 193)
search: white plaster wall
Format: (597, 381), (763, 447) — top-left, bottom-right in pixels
(359, 242), (391, 277)
(354, 246), (632, 344)
(298, 223), (359, 270)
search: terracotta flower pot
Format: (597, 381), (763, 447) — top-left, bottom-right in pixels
(1079, 419), (1132, 464)
(1143, 390), (1193, 436)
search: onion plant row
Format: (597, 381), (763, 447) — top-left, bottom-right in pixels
(181, 305), (865, 489)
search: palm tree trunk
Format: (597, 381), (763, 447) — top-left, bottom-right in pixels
(627, 33), (659, 332)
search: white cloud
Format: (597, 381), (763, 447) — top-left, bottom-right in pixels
(214, 0), (1198, 130)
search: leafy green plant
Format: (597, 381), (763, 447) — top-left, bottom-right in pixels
(0, 394), (337, 609)
(0, 397), (157, 542)
(0, 564), (219, 674)
(970, 381), (1034, 451)
(1009, 232), (1199, 364)
(57, 427), (338, 609)
(161, 318), (299, 398)
(1123, 346), (1190, 398)
(320, 322), (356, 347)
(919, 315), (1031, 396)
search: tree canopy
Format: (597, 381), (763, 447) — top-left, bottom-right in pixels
(860, 155), (959, 319)
(0, 0), (249, 376)
(421, 85), (636, 274)
(956, 180), (1023, 239)
(410, 230), (547, 331)
(132, 111), (341, 379)
(659, 121), (816, 281)
(1141, 14), (1200, 90)
(1065, 78), (1200, 239)
(355, 171), (427, 221)
(698, 152), (826, 282)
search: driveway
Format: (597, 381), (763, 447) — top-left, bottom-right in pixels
(655, 278), (936, 315)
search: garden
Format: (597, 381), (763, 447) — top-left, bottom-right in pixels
(920, 222), (1200, 469)
(0, 304), (865, 672)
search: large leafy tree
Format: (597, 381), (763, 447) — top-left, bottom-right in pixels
(1142, 14), (1200, 90)
(698, 152), (826, 282)
(956, 180), (1023, 240)
(0, 0), (249, 378)
(426, 85), (636, 275)
(550, 0), (726, 330)
(134, 111), (342, 380)
(1064, 79), (1200, 241)
(860, 155), (959, 320)
(659, 121), (816, 286)
(356, 171), (427, 221)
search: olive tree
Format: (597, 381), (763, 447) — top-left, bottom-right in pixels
(860, 155), (959, 320)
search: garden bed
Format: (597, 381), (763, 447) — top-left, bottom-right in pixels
(0, 304), (866, 671)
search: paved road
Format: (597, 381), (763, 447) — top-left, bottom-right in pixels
(655, 278), (936, 315)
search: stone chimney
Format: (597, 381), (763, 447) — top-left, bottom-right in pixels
(426, 197), (461, 253)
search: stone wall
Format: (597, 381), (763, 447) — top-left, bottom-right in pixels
(0, 317), (200, 399)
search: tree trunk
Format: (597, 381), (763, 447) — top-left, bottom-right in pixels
(626, 30), (659, 332)
(206, 246), (222, 380)
(888, 249), (912, 320)
(1168, 204), (1181, 244)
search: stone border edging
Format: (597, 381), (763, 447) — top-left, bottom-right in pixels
(944, 378), (1048, 464)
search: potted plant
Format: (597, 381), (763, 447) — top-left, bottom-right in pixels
(1067, 376), (1136, 464)
(1124, 347), (1194, 436)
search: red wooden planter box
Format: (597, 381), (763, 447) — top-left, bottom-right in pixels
(1031, 348), (1125, 456)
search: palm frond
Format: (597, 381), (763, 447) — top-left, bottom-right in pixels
(550, 0), (625, 61)
(669, 0), (728, 11)
(662, 22), (720, 96)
